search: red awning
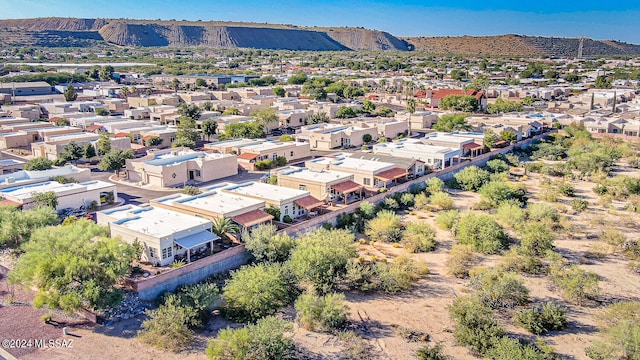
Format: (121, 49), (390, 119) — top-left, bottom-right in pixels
(232, 209), (273, 227)
(374, 168), (408, 181)
(463, 142), (484, 150)
(115, 132), (128, 138)
(331, 180), (363, 194)
(294, 195), (324, 210)
(86, 124), (103, 132)
(237, 152), (260, 160)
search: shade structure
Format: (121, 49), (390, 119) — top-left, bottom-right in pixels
(374, 168), (408, 182)
(232, 209), (273, 227)
(174, 231), (219, 249)
(293, 195), (325, 210)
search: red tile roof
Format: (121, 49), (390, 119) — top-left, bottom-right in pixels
(232, 209), (273, 227)
(374, 167), (408, 181)
(237, 152), (259, 160)
(115, 132), (128, 138)
(331, 180), (363, 194)
(463, 142), (484, 150)
(294, 195), (325, 210)
(86, 124), (103, 132)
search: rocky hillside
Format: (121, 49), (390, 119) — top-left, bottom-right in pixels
(405, 34), (640, 56)
(0, 17), (410, 51)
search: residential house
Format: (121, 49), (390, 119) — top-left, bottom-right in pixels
(0, 180), (116, 210)
(273, 166), (358, 203)
(373, 140), (461, 170)
(306, 154), (407, 189)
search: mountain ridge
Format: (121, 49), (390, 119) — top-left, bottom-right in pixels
(0, 18), (639, 55)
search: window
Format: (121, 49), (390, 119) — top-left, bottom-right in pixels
(363, 178), (371, 186)
(299, 184), (307, 191)
(195, 170), (201, 177)
(162, 246), (173, 259)
(149, 247), (157, 259)
(272, 153), (278, 160)
(290, 151), (294, 157)
(284, 206), (289, 215)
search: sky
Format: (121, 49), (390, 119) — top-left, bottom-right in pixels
(1, 0), (639, 43)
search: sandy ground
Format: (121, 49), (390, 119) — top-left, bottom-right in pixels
(3, 165), (640, 360)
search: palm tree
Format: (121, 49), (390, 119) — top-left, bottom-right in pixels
(406, 98), (417, 137)
(212, 217), (240, 241)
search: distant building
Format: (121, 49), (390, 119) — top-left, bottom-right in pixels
(0, 180), (116, 210)
(0, 82), (54, 97)
(273, 166), (357, 203)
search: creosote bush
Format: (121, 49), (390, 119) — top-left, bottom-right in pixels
(294, 291), (349, 332)
(453, 212), (509, 254)
(402, 222), (437, 253)
(514, 302), (567, 335)
(469, 268), (530, 309)
(430, 191), (454, 210)
(447, 244), (478, 279)
(435, 210), (459, 230)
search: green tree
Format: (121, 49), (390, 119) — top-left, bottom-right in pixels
(251, 108), (279, 132)
(433, 114), (471, 132)
(195, 78), (207, 88)
(97, 132), (111, 156)
(483, 129), (499, 149)
(487, 98), (523, 114)
(55, 118), (70, 126)
(24, 157), (53, 171)
(180, 185), (201, 196)
(33, 191), (58, 209)
(365, 210), (404, 243)
(439, 95), (478, 112)
(470, 268), (530, 309)
(98, 148), (134, 175)
(0, 206), (59, 247)
(362, 100), (376, 113)
(211, 217), (240, 240)
(170, 78), (181, 91)
(500, 130), (517, 143)
(273, 87), (286, 97)
(95, 108), (110, 116)
(448, 296), (505, 355)
(222, 107), (241, 116)
(223, 122), (265, 139)
(174, 116), (199, 149)
(63, 84), (77, 102)
(9, 219), (135, 313)
(594, 75), (612, 89)
(100, 65), (114, 81)
(178, 103), (202, 121)
(287, 73), (308, 85)
(287, 229), (357, 293)
(206, 316), (295, 360)
(479, 181), (526, 208)
(454, 213), (509, 254)
(336, 106), (357, 119)
(60, 141), (83, 164)
(242, 224), (296, 263)
(305, 112), (330, 124)
(83, 143), (96, 159)
(454, 165), (490, 191)
(223, 263), (295, 323)
(201, 119), (217, 141)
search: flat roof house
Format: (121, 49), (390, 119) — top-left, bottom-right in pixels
(0, 180), (116, 210)
(373, 140), (461, 170)
(97, 205), (218, 266)
(0, 165), (91, 190)
(297, 123), (378, 151)
(126, 148), (238, 188)
(150, 185), (273, 231)
(273, 167), (356, 203)
(306, 155), (406, 189)
(0, 158), (24, 175)
(221, 181), (323, 222)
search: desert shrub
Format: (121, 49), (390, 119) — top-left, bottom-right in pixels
(430, 191), (454, 210)
(206, 316), (294, 360)
(549, 262), (599, 305)
(345, 255), (428, 293)
(479, 180), (526, 208)
(402, 222), (437, 253)
(495, 200), (526, 228)
(398, 192), (415, 208)
(499, 248), (546, 275)
(223, 263), (295, 323)
(425, 177), (445, 194)
(448, 296), (505, 355)
(571, 198), (588, 212)
(435, 210), (459, 230)
(287, 229), (357, 293)
(453, 213), (509, 254)
(599, 227), (625, 247)
(557, 182), (575, 197)
(337, 331), (374, 360)
(447, 244), (478, 279)
(514, 302), (567, 335)
(180, 185), (201, 195)
(519, 222), (555, 257)
(470, 268), (530, 309)
(487, 337), (557, 360)
(626, 194), (640, 213)
(357, 201), (378, 220)
(417, 343), (451, 360)
(454, 166), (490, 191)
(527, 202), (559, 224)
(539, 188), (560, 203)
(378, 196), (397, 210)
(486, 159), (509, 173)
(139, 283), (219, 352)
(365, 210), (404, 243)
(409, 183), (426, 195)
(242, 224), (296, 263)
(295, 291), (349, 331)
(623, 238), (640, 260)
(414, 192), (430, 210)
(585, 302), (640, 360)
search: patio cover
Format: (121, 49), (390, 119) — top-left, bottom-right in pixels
(232, 209), (273, 227)
(331, 180), (363, 194)
(462, 142), (483, 150)
(174, 231), (219, 249)
(374, 168), (408, 181)
(294, 195), (324, 210)
(237, 153), (260, 160)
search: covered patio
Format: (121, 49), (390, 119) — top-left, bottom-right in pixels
(294, 194), (326, 217)
(232, 209), (274, 231)
(375, 167), (409, 187)
(331, 180), (364, 205)
(174, 230), (220, 263)
(463, 142), (484, 157)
